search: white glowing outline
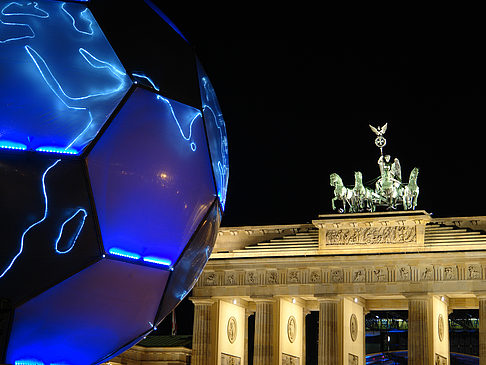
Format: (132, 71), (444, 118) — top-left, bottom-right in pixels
(54, 208), (88, 254)
(0, 159), (61, 279)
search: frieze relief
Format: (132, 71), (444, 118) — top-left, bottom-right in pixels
(282, 353), (300, 365)
(200, 263), (484, 287)
(221, 353), (241, 365)
(245, 271), (258, 285)
(266, 270), (279, 285)
(288, 270), (301, 284)
(326, 226), (416, 245)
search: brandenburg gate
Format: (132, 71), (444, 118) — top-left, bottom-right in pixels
(191, 210), (486, 364)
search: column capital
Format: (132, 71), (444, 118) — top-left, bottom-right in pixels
(315, 294), (340, 303)
(190, 297), (215, 305)
(250, 295), (275, 303)
(474, 291), (486, 300)
(403, 292), (431, 300)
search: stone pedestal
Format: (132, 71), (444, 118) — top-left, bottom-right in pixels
(318, 298), (339, 365)
(408, 296), (430, 365)
(253, 298), (275, 365)
(191, 299), (214, 365)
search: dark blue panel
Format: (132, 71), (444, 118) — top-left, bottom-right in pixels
(156, 200), (220, 324)
(6, 259), (169, 365)
(0, 155), (100, 306)
(87, 87), (216, 268)
(197, 59), (229, 210)
(89, 0), (200, 108)
(0, 0), (131, 154)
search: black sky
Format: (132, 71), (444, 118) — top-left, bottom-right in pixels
(154, 5), (486, 227)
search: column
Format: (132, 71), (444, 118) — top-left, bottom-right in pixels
(253, 298), (275, 365)
(302, 310), (310, 365)
(318, 297), (340, 365)
(244, 309), (254, 365)
(407, 295), (430, 365)
(191, 298), (214, 365)
(478, 295), (486, 365)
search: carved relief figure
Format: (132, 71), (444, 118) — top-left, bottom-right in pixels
(348, 353), (359, 365)
(352, 269), (366, 283)
(287, 316), (297, 343)
(267, 271), (278, 284)
(226, 273), (235, 285)
(227, 316), (237, 344)
(288, 270), (300, 283)
(467, 264), (481, 280)
(444, 266), (457, 280)
(421, 266), (434, 281)
(246, 271), (257, 285)
(373, 268), (387, 282)
(397, 265), (410, 281)
(350, 314), (358, 342)
(206, 272), (217, 285)
(310, 270), (321, 283)
(330, 269), (344, 283)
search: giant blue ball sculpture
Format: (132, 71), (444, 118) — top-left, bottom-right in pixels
(0, 0), (229, 363)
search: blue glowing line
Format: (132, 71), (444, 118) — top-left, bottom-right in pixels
(203, 103), (229, 206)
(26, 45), (126, 103)
(54, 208), (88, 254)
(79, 48), (127, 78)
(24, 45), (127, 151)
(0, 1), (47, 43)
(142, 256), (172, 266)
(108, 248), (173, 269)
(1, 1), (49, 18)
(108, 248), (141, 260)
(132, 72), (160, 91)
(157, 96), (201, 151)
(143, 0), (188, 43)
(0, 159), (61, 279)
(0, 140), (27, 150)
(14, 360), (44, 365)
(61, 3), (93, 36)
(36, 146), (78, 155)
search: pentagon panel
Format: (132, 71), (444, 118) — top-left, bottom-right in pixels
(0, 0), (131, 155)
(197, 59), (229, 209)
(155, 200), (221, 324)
(89, 0), (200, 108)
(6, 259), (169, 365)
(87, 87), (216, 268)
(0, 155), (100, 306)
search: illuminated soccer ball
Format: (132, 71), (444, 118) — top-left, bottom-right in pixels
(0, 1), (228, 364)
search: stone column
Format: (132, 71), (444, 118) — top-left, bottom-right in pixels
(478, 295), (486, 365)
(407, 295), (430, 365)
(318, 297), (340, 365)
(253, 298), (275, 365)
(191, 298), (214, 365)
(302, 310), (310, 365)
(244, 309), (253, 365)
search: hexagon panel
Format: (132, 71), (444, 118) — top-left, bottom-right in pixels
(0, 0), (132, 154)
(87, 87), (216, 266)
(6, 259), (169, 365)
(0, 155), (100, 306)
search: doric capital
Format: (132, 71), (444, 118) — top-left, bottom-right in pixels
(190, 297), (215, 306)
(403, 292), (431, 301)
(315, 294), (341, 303)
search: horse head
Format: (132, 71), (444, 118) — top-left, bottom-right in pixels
(330, 173), (342, 187)
(409, 167), (419, 184)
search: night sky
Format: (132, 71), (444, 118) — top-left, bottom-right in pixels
(152, 6), (486, 227)
(150, 5), (486, 335)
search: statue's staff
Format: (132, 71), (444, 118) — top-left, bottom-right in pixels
(369, 123), (388, 156)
